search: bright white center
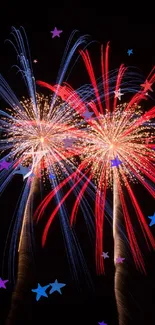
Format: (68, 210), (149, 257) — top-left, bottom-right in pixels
(40, 136), (44, 143)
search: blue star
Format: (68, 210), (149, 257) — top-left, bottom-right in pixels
(127, 49), (133, 56)
(98, 321), (107, 325)
(14, 164), (35, 180)
(111, 156), (122, 167)
(49, 173), (55, 179)
(148, 213), (155, 226)
(31, 283), (50, 301)
(101, 252), (109, 259)
(49, 279), (66, 294)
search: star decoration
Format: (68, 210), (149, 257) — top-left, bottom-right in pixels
(49, 279), (66, 295)
(127, 49), (133, 56)
(148, 213), (155, 226)
(140, 80), (153, 92)
(116, 256), (125, 264)
(63, 138), (74, 149)
(111, 156), (122, 167)
(49, 173), (55, 179)
(14, 164), (35, 180)
(31, 283), (50, 301)
(0, 278), (9, 289)
(114, 88), (124, 100)
(98, 321), (107, 325)
(101, 252), (109, 259)
(33, 59), (38, 63)
(0, 159), (11, 171)
(50, 27), (63, 38)
(82, 110), (93, 120)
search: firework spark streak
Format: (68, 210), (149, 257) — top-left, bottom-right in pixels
(36, 43), (155, 275)
(0, 27), (93, 284)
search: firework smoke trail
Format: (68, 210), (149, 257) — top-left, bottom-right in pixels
(6, 177), (38, 325)
(113, 174), (129, 325)
(0, 26), (97, 300)
(113, 174), (120, 263)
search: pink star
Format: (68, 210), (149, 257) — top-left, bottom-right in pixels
(33, 59), (38, 63)
(114, 88), (124, 100)
(0, 159), (11, 170)
(50, 27), (63, 38)
(0, 277), (9, 289)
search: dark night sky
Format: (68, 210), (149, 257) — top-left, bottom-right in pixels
(0, 10), (155, 325)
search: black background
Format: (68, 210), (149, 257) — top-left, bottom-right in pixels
(0, 10), (155, 325)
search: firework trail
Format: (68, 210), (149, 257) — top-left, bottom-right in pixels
(5, 177), (38, 325)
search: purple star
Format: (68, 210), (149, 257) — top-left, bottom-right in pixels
(50, 27), (63, 38)
(101, 252), (109, 259)
(0, 277), (9, 289)
(98, 321), (107, 325)
(63, 138), (74, 149)
(111, 156), (122, 167)
(82, 110), (93, 120)
(116, 256), (125, 264)
(0, 159), (11, 170)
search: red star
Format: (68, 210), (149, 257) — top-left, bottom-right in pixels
(140, 80), (153, 92)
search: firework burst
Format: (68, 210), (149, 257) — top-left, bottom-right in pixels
(79, 102), (155, 190)
(1, 92), (86, 182)
(0, 27), (93, 284)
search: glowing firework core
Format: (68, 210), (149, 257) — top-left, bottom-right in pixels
(80, 103), (155, 189)
(109, 143), (116, 150)
(40, 136), (45, 143)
